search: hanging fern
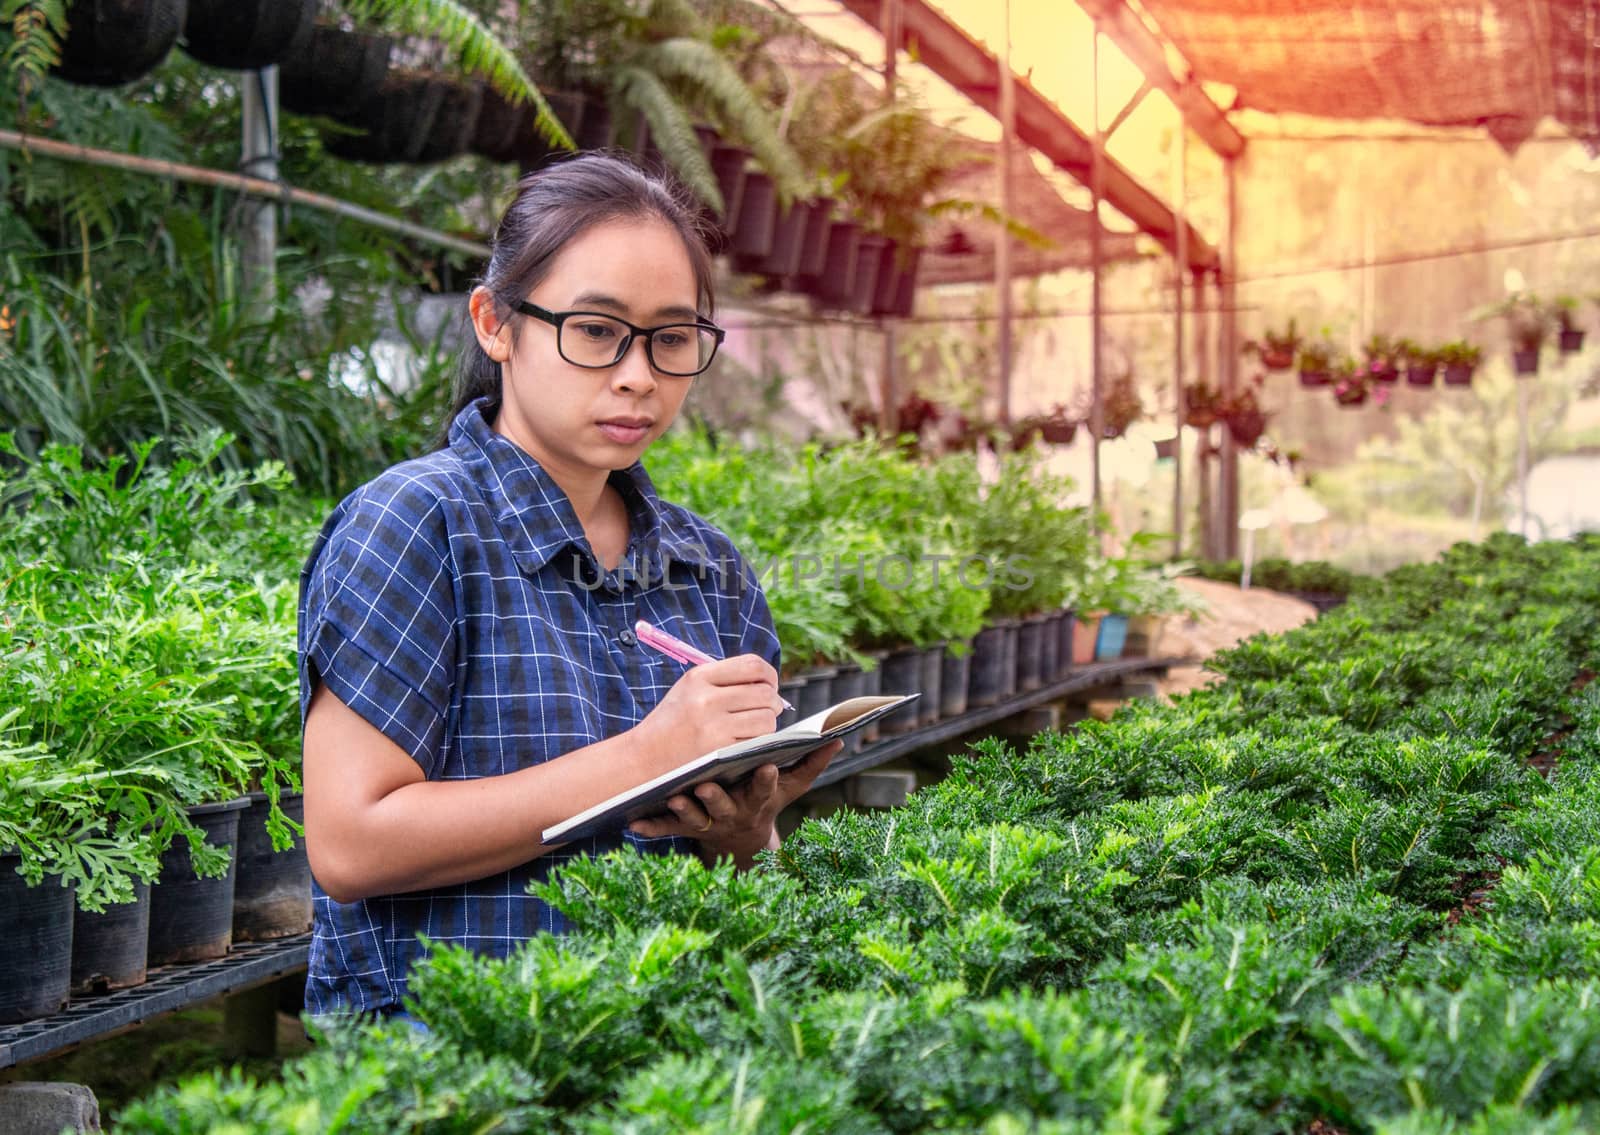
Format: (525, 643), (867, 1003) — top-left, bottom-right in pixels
(1, 0), (66, 94)
(338, 0), (572, 149)
(612, 65), (721, 211)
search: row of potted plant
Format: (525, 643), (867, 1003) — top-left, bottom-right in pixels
(107, 534), (1600, 1133)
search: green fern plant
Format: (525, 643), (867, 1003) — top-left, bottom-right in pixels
(0, 0), (65, 93)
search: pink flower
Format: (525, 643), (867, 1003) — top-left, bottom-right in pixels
(1373, 387), (1392, 407)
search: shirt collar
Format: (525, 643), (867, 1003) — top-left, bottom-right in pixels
(448, 398), (712, 582)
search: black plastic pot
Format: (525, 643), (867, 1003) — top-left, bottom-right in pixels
(793, 198), (835, 280)
(575, 95), (613, 151)
(858, 652), (885, 743)
(1513, 348), (1540, 376)
(279, 25), (391, 119)
(876, 647), (923, 735)
(233, 791), (312, 942)
(807, 220), (861, 308)
(1443, 363), (1476, 386)
(730, 171), (778, 261)
(1405, 363), (1439, 387)
(147, 797), (249, 966)
(1298, 369), (1331, 388)
(848, 234), (891, 315)
(325, 72), (449, 164)
(872, 244), (923, 318)
(967, 623), (1010, 708)
(1559, 329), (1586, 353)
(0, 854), (74, 1023)
(745, 200), (810, 278)
(54, 0), (187, 87)
(1038, 612), (1060, 686)
(1056, 610), (1078, 676)
(180, 0), (314, 70)
(412, 79), (484, 164)
(829, 664), (868, 752)
(72, 880), (150, 994)
(708, 143), (750, 239)
(1016, 613), (1049, 692)
(940, 641), (972, 717)
(916, 642), (945, 729)
(796, 666), (837, 719)
(999, 618), (1021, 696)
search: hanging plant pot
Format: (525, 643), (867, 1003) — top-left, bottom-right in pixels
(1442, 362), (1477, 386)
(72, 881), (151, 994)
(411, 79), (484, 164)
(1298, 368), (1331, 388)
(730, 171), (778, 261)
(1225, 407), (1267, 448)
(1260, 347), (1296, 370)
(54, 0), (188, 87)
(324, 72), (450, 164)
(743, 200), (809, 278)
(147, 797), (249, 966)
(1184, 408), (1219, 430)
(574, 94), (613, 151)
(279, 25), (391, 119)
(514, 89), (586, 173)
(1368, 364), (1400, 384)
(0, 855), (74, 1023)
(470, 86), (525, 162)
(884, 245), (923, 317)
(1559, 329), (1586, 353)
(869, 238), (903, 314)
(848, 233), (892, 315)
(232, 791), (312, 942)
(807, 219), (861, 309)
(1040, 417), (1077, 445)
(707, 142), (750, 242)
(180, 0), (315, 70)
(1154, 437), (1178, 460)
(793, 197), (835, 280)
(1334, 387), (1369, 408)
(1512, 348), (1541, 376)
(1405, 362), (1439, 386)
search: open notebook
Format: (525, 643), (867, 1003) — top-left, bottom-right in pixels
(541, 693), (919, 845)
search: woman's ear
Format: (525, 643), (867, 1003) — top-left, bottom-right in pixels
(468, 287), (511, 362)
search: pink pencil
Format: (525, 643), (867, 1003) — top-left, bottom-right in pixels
(634, 619), (795, 711)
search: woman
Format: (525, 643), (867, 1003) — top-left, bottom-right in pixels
(297, 153), (839, 1018)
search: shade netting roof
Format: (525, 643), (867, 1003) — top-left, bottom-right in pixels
(1135, 0), (1600, 153)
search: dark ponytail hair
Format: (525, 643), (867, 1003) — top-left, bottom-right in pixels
(441, 152), (718, 447)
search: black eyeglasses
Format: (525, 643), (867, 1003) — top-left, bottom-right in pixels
(514, 300), (725, 378)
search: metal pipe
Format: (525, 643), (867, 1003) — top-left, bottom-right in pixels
(996, 0), (1015, 427)
(1172, 122), (1188, 559)
(1089, 24), (1104, 515)
(1219, 157), (1240, 558)
(241, 68), (278, 316)
(0, 129), (492, 260)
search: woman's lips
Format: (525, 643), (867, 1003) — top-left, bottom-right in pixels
(597, 420), (651, 445)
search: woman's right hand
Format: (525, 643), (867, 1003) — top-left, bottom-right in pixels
(635, 654), (784, 767)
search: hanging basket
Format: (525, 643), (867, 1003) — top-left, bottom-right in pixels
(1442, 363), (1477, 386)
(324, 72), (450, 164)
(1225, 407), (1267, 448)
(411, 80), (484, 164)
(1154, 437), (1178, 460)
(848, 234), (892, 316)
(54, 0), (187, 87)
(1260, 347), (1296, 370)
(730, 171), (778, 261)
(180, 0), (315, 70)
(471, 86), (525, 162)
(1298, 368), (1332, 388)
(1333, 386), (1369, 408)
(279, 24), (391, 119)
(806, 219), (861, 309)
(1512, 348), (1541, 376)
(707, 142), (751, 241)
(1559, 329), (1586, 353)
(1405, 363), (1439, 387)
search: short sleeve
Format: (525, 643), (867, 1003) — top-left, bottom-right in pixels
(298, 481), (457, 777)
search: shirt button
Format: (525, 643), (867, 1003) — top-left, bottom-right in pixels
(618, 628), (637, 646)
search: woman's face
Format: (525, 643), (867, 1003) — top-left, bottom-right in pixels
(473, 216), (703, 486)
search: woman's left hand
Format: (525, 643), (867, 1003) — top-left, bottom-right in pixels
(628, 740), (843, 869)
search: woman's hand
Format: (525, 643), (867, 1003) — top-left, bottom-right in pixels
(628, 740), (843, 869)
(633, 654), (784, 774)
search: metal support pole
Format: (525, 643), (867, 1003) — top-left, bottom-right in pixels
(1172, 124), (1188, 559)
(1219, 157), (1240, 558)
(996, 0), (1015, 427)
(1517, 378), (1531, 537)
(878, 0), (902, 439)
(241, 68), (279, 316)
(1192, 271), (1212, 558)
(1089, 25), (1105, 516)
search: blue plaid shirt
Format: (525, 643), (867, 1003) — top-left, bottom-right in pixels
(297, 397), (780, 1017)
